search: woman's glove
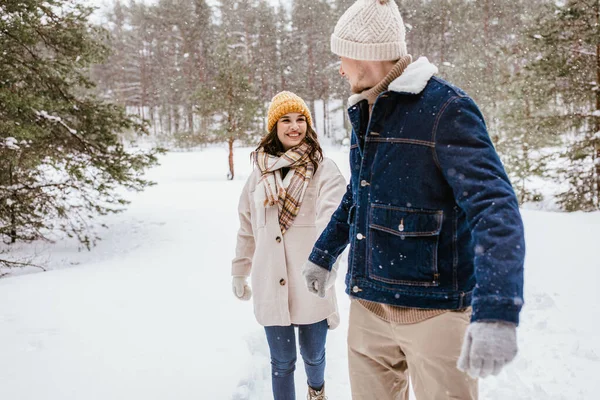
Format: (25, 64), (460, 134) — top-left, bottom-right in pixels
(232, 276), (252, 301)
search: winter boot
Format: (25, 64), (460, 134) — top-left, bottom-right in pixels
(307, 383), (327, 400)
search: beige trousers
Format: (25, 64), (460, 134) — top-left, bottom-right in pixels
(347, 300), (478, 400)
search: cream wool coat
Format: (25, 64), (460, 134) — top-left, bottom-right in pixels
(232, 157), (346, 328)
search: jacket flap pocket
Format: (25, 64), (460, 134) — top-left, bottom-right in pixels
(370, 205), (442, 237)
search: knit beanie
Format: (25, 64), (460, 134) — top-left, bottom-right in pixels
(331, 0), (407, 61)
(267, 91), (313, 132)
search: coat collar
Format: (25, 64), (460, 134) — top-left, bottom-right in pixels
(348, 57), (438, 107)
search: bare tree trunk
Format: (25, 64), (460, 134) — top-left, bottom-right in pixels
(187, 104), (194, 135)
(8, 163), (16, 244)
(166, 105), (172, 135)
(151, 106), (157, 136)
(440, 5), (447, 64)
(200, 116), (208, 138)
(310, 100), (316, 131)
(326, 100), (331, 139)
(521, 98), (533, 204)
(140, 42), (148, 121)
(9, 209), (16, 244)
(228, 136), (235, 180)
(595, 34), (600, 208)
(520, 142), (529, 204)
(322, 98), (328, 138)
(484, 0), (491, 78)
(173, 106), (180, 134)
(308, 31), (316, 119)
(159, 107), (165, 136)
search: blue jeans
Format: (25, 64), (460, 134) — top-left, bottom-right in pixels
(264, 319), (328, 400)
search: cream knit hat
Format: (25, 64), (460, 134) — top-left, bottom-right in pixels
(331, 0), (407, 61)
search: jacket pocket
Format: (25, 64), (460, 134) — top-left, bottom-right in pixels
(367, 204), (442, 287)
(293, 186), (317, 227)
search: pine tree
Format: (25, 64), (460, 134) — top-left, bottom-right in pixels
(485, 0), (558, 205)
(495, 76), (558, 204)
(252, 0), (279, 101)
(0, 0), (160, 261)
(399, 0), (560, 205)
(524, 0), (600, 210)
(196, 1), (262, 180)
(290, 0), (338, 137)
(275, 1), (295, 92)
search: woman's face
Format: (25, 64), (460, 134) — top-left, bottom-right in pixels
(276, 112), (307, 151)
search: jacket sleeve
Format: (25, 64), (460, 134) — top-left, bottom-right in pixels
(434, 95), (525, 325)
(309, 168), (353, 272)
(314, 159), (348, 272)
(315, 159), (348, 237)
(231, 176), (255, 277)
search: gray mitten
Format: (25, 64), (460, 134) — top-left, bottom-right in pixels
(302, 261), (331, 298)
(457, 321), (518, 378)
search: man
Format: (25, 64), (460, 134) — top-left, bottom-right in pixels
(302, 0), (525, 399)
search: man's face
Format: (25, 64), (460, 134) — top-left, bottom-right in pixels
(339, 57), (369, 93)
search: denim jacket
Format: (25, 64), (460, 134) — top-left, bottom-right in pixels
(309, 57), (525, 324)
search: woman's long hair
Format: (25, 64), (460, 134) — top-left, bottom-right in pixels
(254, 121), (324, 172)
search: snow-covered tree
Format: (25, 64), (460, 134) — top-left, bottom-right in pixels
(0, 0), (160, 262)
(524, 0), (600, 210)
(196, 1), (262, 180)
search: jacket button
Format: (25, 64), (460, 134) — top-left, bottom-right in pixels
(360, 180), (369, 187)
(352, 285), (360, 293)
(356, 233), (364, 240)
(276, 236), (281, 243)
(279, 278), (286, 286)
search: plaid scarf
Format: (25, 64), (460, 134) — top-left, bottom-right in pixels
(253, 142), (315, 235)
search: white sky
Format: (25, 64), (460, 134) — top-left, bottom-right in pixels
(84, 0), (290, 24)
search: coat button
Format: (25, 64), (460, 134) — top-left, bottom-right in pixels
(360, 180), (369, 187)
(352, 285), (360, 293)
(356, 233), (364, 240)
(276, 236), (281, 243)
(279, 278), (286, 286)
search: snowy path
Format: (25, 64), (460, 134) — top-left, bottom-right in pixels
(0, 148), (599, 399)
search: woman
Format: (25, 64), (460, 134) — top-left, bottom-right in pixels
(232, 91), (346, 400)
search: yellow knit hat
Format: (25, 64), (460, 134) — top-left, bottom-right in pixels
(267, 91), (313, 132)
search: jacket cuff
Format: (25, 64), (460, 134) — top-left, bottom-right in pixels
(308, 247), (336, 271)
(231, 264), (251, 277)
(471, 296), (523, 325)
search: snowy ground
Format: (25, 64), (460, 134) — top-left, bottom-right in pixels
(1, 147), (599, 399)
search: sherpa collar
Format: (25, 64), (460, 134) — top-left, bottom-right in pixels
(347, 56), (438, 107)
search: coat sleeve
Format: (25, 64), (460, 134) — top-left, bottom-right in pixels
(231, 175), (256, 277)
(309, 162), (354, 272)
(314, 159), (348, 272)
(434, 95), (525, 325)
